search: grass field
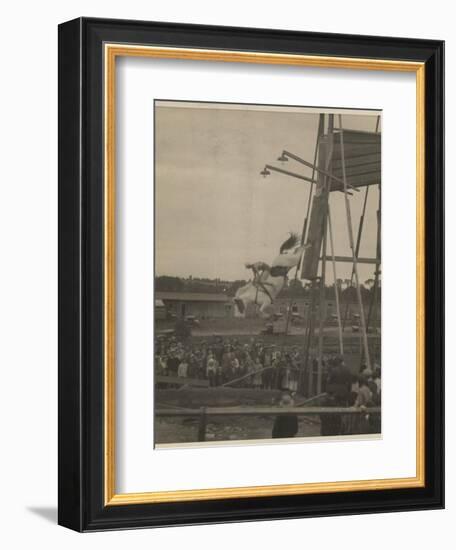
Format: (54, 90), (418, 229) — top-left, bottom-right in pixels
(157, 316), (379, 337)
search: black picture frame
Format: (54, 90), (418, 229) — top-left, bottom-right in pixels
(58, 17), (444, 531)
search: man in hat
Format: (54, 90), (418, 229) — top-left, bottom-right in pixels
(272, 393), (299, 438)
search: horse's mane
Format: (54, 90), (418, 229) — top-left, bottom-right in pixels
(279, 232), (300, 254)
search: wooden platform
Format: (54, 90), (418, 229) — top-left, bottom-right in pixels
(156, 406), (380, 416)
(155, 375), (209, 388)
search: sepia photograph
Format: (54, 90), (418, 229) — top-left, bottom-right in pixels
(154, 100), (381, 447)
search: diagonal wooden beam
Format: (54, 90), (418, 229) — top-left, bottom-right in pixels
(321, 255), (381, 265)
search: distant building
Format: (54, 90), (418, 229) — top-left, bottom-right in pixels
(155, 291), (234, 319)
(154, 290), (379, 324)
(273, 296), (380, 322)
(155, 299), (166, 320)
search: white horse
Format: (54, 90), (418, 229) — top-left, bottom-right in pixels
(234, 234), (307, 318)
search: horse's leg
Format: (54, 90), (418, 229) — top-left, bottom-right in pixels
(234, 284), (253, 315)
(259, 297), (274, 318)
(234, 297), (246, 315)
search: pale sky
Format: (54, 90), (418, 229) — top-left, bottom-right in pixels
(155, 101), (380, 283)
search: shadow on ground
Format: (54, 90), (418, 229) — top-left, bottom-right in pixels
(27, 506), (57, 524)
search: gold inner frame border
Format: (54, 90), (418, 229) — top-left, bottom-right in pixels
(103, 43), (425, 506)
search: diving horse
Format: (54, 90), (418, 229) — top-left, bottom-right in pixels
(234, 233), (307, 318)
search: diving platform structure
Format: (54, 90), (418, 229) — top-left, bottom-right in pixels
(261, 113), (381, 396)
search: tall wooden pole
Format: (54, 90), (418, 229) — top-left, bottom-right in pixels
(363, 185), (381, 365)
(317, 219), (328, 394)
(327, 207), (344, 355)
(316, 114), (334, 394)
(300, 114), (325, 395)
(338, 115), (371, 372)
(342, 185), (369, 331)
(305, 280), (317, 397)
(284, 114), (324, 337)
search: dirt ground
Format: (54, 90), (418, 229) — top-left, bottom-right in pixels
(157, 316), (379, 338)
(154, 388), (322, 445)
(155, 414), (321, 445)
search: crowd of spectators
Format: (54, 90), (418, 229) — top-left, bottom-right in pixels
(321, 355), (381, 435)
(155, 335), (381, 437)
(155, 336), (301, 390)
(155, 335), (381, 403)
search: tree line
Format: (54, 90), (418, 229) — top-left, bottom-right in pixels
(155, 275), (380, 301)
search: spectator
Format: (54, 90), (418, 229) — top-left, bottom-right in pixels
(326, 359), (353, 406)
(230, 355), (241, 385)
(221, 348), (233, 382)
(354, 376), (373, 408)
(252, 358), (263, 390)
(373, 366), (381, 397)
(167, 353), (179, 377)
(177, 357), (188, 378)
(272, 394), (298, 438)
(262, 349), (272, 389)
(158, 354), (168, 376)
(320, 390), (343, 436)
(245, 356), (255, 388)
(352, 376), (373, 434)
(206, 354), (218, 387)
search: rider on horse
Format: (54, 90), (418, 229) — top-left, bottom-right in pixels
(234, 233), (307, 317)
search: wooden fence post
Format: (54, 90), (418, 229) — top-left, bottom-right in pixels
(197, 407), (207, 442)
